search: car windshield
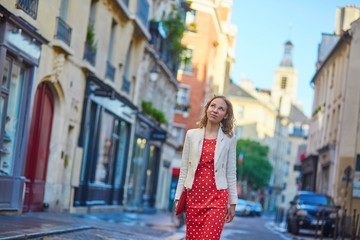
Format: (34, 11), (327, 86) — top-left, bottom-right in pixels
(298, 194), (334, 207)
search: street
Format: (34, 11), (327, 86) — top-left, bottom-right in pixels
(25, 213), (293, 240)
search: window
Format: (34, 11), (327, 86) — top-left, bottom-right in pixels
(89, 0), (98, 28)
(172, 126), (185, 145)
(0, 58), (27, 176)
(356, 155), (360, 172)
(59, 0), (69, 20)
(235, 126), (243, 139)
(185, 10), (196, 26)
(237, 106), (244, 118)
(180, 49), (193, 73)
(284, 162), (289, 177)
(122, 42), (133, 93)
(281, 77), (287, 89)
(287, 142), (292, 155)
(176, 86), (190, 110)
(106, 20), (117, 81)
(330, 63), (335, 88)
(281, 195), (285, 203)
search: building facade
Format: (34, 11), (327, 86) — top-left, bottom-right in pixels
(306, 6), (360, 212)
(0, 0), (185, 214)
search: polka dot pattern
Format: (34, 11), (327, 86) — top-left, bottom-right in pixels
(186, 138), (228, 240)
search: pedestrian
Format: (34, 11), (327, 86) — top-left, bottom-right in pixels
(175, 95), (237, 240)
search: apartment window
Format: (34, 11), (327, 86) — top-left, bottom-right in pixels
(175, 86), (190, 111)
(172, 126), (185, 145)
(180, 49), (193, 73)
(106, 20), (117, 81)
(330, 63), (335, 88)
(282, 195), (285, 203)
(287, 142), (292, 155)
(122, 42), (133, 93)
(284, 162), (289, 177)
(185, 10), (196, 25)
(237, 106), (244, 118)
(84, 0), (98, 66)
(236, 126), (243, 139)
(281, 77), (287, 89)
(59, 0), (69, 20)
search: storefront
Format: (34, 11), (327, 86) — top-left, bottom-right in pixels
(74, 75), (136, 206)
(0, 6), (47, 213)
(126, 113), (166, 211)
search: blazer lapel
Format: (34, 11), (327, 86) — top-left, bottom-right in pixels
(193, 128), (205, 171)
(214, 127), (225, 166)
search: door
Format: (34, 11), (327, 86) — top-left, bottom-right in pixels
(23, 83), (54, 212)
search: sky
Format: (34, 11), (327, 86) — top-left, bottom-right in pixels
(230, 0), (358, 116)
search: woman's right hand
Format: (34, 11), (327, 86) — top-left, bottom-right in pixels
(174, 200), (179, 210)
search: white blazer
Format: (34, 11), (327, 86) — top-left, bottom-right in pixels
(175, 127), (238, 205)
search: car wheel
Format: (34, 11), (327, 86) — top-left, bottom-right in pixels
(292, 222), (299, 235)
(287, 220), (292, 233)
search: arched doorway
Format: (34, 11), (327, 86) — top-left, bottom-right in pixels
(23, 83), (54, 212)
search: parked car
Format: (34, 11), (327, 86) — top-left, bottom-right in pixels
(235, 199), (251, 216)
(246, 201), (262, 216)
(286, 191), (340, 236)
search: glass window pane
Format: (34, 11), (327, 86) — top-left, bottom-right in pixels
(1, 63), (25, 176)
(94, 111), (116, 185)
(2, 59), (10, 87)
(114, 121), (129, 187)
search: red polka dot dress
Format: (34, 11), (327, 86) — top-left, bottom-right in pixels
(186, 138), (228, 240)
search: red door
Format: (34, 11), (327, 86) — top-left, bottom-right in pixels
(23, 84), (54, 212)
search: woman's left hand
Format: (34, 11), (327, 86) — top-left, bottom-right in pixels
(225, 204), (236, 223)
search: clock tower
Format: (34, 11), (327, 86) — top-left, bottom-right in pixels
(271, 40), (298, 117)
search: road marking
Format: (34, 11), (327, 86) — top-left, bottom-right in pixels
(265, 222), (294, 240)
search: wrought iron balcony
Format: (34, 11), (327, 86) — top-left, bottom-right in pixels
(137, 0), (149, 27)
(83, 42), (96, 66)
(106, 61), (116, 81)
(16, 0), (39, 19)
(55, 17), (72, 46)
(121, 76), (130, 93)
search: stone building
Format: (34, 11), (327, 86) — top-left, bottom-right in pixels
(0, 0), (175, 214)
(306, 6), (360, 211)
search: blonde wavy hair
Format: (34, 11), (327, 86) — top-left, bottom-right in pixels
(198, 95), (235, 137)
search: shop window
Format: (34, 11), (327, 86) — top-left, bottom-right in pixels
(0, 59), (26, 176)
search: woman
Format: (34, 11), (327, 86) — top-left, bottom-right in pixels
(175, 95), (237, 240)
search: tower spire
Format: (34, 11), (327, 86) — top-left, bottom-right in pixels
(280, 40), (293, 67)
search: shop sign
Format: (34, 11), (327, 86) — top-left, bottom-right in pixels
(6, 27), (41, 60)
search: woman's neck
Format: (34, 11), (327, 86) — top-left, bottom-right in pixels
(205, 122), (220, 139)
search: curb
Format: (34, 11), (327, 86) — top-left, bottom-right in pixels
(0, 226), (92, 240)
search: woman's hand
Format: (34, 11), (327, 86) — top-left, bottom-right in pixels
(174, 200), (179, 211)
(225, 204), (236, 223)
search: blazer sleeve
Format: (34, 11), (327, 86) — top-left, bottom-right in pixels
(226, 135), (238, 205)
(174, 130), (190, 200)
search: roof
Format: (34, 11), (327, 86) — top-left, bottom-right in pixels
(228, 82), (256, 100)
(288, 104), (309, 124)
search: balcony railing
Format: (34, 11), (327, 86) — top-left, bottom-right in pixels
(83, 42), (96, 66)
(106, 61), (116, 81)
(55, 17), (72, 46)
(122, 76), (130, 93)
(16, 0), (39, 19)
(137, 0), (149, 27)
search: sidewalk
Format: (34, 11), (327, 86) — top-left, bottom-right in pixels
(0, 211), (186, 240)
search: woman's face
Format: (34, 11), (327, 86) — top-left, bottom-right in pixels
(206, 98), (228, 124)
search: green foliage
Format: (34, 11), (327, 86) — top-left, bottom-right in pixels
(162, 7), (186, 64)
(151, 108), (167, 124)
(86, 24), (97, 52)
(141, 100), (152, 115)
(236, 139), (272, 190)
(141, 100), (167, 124)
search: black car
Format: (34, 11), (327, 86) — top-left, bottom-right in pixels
(286, 191), (340, 236)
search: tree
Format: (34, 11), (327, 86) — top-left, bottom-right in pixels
(236, 139), (272, 190)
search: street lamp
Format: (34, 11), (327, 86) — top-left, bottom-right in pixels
(149, 64), (159, 82)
